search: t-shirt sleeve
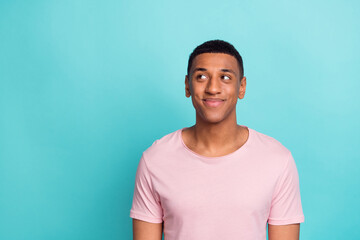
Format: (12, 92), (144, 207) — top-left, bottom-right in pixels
(268, 152), (305, 225)
(130, 153), (163, 223)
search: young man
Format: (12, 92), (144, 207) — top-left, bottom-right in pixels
(130, 40), (305, 240)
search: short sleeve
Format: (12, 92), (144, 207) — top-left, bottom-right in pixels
(268, 152), (305, 225)
(130, 153), (163, 223)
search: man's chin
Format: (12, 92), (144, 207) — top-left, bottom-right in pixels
(200, 115), (225, 124)
(195, 110), (228, 124)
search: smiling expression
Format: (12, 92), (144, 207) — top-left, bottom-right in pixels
(185, 53), (246, 124)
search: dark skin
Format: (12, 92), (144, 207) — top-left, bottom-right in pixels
(133, 52), (300, 240)
(183, 52), (248, 157)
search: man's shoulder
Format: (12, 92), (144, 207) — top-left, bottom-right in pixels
(249, 127), (292, 157)
(143, 128), (182, 158)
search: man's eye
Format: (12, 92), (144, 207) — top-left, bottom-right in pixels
(222, 75), (231, 80)
(197, 74), (207, 80)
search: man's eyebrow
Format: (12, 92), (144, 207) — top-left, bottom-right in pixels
(191, 67), (237, 76)
(221, 69), (237, 76)
(192, 67), (207, 73)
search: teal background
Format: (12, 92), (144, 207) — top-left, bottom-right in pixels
(1, 0), (359, 239)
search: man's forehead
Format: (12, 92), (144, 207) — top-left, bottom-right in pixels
(190, 53), (240, 74)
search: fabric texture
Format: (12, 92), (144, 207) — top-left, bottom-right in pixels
(130, 126), (304, 239)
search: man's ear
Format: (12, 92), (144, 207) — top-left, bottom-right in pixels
(185, 75), (191, 98)
(238, 76), (247, 99)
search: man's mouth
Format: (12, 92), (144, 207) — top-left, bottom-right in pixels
(202, 98), (225, 107)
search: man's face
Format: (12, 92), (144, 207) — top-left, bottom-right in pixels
(185, 53), (246, 124)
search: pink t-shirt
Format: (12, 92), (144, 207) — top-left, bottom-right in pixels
(130, 126), (304, 239)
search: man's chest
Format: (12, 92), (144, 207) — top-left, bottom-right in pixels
(154, 161), (276, 223)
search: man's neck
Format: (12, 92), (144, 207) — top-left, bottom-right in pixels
(188, 114), (247, 154)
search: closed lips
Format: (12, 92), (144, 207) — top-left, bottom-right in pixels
(203, 98), (224, 101)
(202, 98), (225, 107)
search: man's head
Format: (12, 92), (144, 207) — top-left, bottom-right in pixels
(185, 40), (247, 124)
(187, 40), (244, 79)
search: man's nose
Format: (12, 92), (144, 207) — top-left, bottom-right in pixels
(205, 77), (221, 94)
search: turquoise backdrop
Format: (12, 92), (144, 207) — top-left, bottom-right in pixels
(1, 0), (359, 239)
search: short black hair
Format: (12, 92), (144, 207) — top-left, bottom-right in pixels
(187, 39), (244, 79)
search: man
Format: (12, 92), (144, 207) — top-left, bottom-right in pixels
(130, 40), (305, 240)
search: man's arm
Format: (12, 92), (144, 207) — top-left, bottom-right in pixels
(268, 223), (300, 240)
(133, 219), (163, 240)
